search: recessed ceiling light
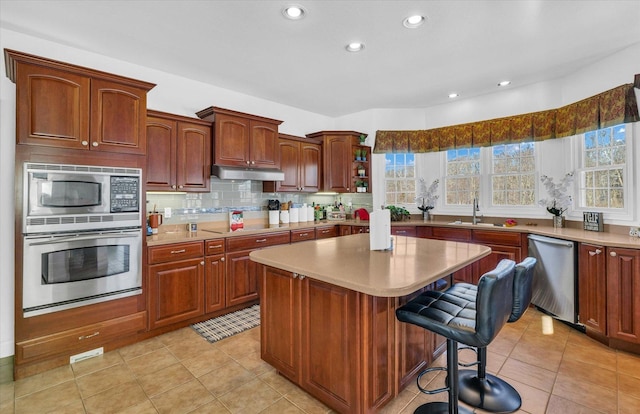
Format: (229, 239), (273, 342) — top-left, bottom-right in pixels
(346, 42), (365, 52)
(448, 93), (459, 98)
(282, 5), (305, 20)
(498, 80), (511, 87)
(403, 15), (425, 28)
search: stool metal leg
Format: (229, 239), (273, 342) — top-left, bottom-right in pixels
(457, 347), (522, 413)
(414, 339), (472, 414)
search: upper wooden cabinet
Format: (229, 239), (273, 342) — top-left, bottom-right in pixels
(306, 131), (367, 193)
(5, 49), (155, 155)
(196, 106), (282, 169)
(146, 110), (212, 192)
(263, 134), (321, 193)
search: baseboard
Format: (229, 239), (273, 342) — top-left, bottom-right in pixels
(0, 355), (14, 384)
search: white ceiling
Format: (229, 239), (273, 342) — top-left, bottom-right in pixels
(1, 1), (639, 117)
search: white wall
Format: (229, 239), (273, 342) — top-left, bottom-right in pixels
(1, 27), (639, 359)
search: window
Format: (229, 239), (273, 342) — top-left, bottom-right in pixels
(578, 124), (627, 209)
(445, 148), (480, 205)
(384, 153), (415, 205)
(491, 143), (536, 206)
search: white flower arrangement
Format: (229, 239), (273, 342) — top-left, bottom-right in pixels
(539, 172), (574, 216)
(416, 178), (439, 212)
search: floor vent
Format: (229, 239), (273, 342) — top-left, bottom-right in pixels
(70, 347), (103, 364)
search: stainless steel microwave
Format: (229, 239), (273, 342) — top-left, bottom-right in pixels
(23, 162), (142, 234)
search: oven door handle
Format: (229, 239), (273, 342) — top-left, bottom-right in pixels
(26, 232), (140, 246)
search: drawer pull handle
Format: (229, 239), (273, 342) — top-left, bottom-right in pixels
(79, 331), (99, 340)
(610, 251), (617, 257)
(299, 233), (308, 237)
(209, 244), (222, 249)
(396, 231), (407, 234)
(171, 249), (186, 254)
(589, 249), (602, 256)
(256, 238), (267, 243)
(321, 230), (329, 233)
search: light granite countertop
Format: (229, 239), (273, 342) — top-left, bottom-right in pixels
(249, 233), (492, 297)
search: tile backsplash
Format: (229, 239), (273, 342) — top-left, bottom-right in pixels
(146, 178), (373, 225)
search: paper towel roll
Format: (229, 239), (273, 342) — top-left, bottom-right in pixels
(289, 207), (299, 223)
(369, 209), (391, 250)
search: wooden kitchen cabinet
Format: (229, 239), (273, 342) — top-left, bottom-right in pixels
(291, 228), (316, 243)
(147, 242), (205, 329)
(6, 49), (154, 155)
(205, 240), (226, 313)
(225, 231), (291, 307)
(263, 134), (321, 193)
(315, 225), (339, 239)
(146, 110), (212, 192)
(428, 227), (474, 284)
(578, 243), (607, 336)
(391, 226), (417, 237)
(196, 106), (282, 169)
(607, 247), (640, 343)
(472, 230), (523, 283)
(306, 131), (367, 193)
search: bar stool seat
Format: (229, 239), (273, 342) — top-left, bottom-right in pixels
(447, 257), (537, 413)
(396, 259), (516, 414)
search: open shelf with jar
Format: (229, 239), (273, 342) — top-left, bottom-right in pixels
(353, 144), (370, 193)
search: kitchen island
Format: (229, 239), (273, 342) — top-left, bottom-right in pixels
(250, 233), (491, 414)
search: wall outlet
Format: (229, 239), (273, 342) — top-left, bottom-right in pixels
(70, 347), (103, 364)
(164, 207), (172, 218)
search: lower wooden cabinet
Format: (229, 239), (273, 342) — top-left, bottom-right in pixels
(316, 225), (339, 239)
(607, 247), (640, 343)
(578, 243), (607, 335)
(225, 250), (260, 307)
(205, 239), (226, 313)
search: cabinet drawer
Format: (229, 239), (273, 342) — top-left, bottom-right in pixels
(16, 311), (147, 363)
(291, 229), (316, 243)
(205, 239), (226, 255)
(431, 227), (471, 241)
(316, 225), (338, 239)
(226, 231), (291, 251)
(148, 242), (204, 264)
(472, 230), (521, 246)
(391, 226), (416, 237)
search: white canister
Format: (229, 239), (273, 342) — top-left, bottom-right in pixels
(268, 210), (279, 225)
(299, 205), (307, 222)
(307, 206), (314, 221)
(280, 210), (289, 224)
(289, 207), (299, 223)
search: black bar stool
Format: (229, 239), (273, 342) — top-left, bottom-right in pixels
(448, 257), (537, 413)
(396, 259), (516, 414)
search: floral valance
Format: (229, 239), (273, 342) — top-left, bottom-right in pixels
(374, 82), (639, 153)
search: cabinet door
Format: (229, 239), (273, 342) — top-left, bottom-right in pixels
(205, 254), (226, 313)
(274, 139), (301, 192)
(225, 250), (260, 307)
(316, 225), (338, 239)
(260, 265), (300, 382)
(475, 244), (521, 284)
(146, 115), (177, 190)
(176, 121), (211, 191)
(300, 278), (360, 413)
(323, 135), (351, 192)
(90, 78), (147, 154)
(578, 243), (607, 335)
(607, 247), (640, 343)
(300, 142), (321, 192)
(148, 258), (204, 329)
(395, 290), (431, 390)
(15, 62), (90, 149)
(214, 113), (250, 166)
(249, 119), (280, 169)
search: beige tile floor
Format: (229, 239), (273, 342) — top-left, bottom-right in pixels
(1, 307), (639, 414)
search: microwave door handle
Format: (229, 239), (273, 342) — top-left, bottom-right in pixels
(27, 232), (139, 246)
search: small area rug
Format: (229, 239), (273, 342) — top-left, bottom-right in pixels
(191, 304), (260, 344)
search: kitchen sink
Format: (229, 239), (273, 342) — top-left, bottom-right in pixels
(448, 221), (498, 227)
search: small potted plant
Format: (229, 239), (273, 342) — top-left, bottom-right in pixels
(355, 180), (365, 192)
(539, 172), (574, 228)
(385, 205), (410, 221)
(358, 134), (367, 144)
(357, 164), (366, 177)
(354, 148), (362, 161)
(361, 148), (367, 161)
(416, 178), (439, 221)
(363, 181), (368, 193)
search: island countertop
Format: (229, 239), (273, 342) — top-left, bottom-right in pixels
(249, 233), (491, 297)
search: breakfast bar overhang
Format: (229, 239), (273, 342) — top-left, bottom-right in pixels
(250, 234), (491, 414)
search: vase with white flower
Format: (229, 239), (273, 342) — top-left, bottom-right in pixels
(416, 178), (439, 221)
(539, 172), (574, 228)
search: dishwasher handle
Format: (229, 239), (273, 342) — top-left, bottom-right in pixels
(528, 234), (574, 248)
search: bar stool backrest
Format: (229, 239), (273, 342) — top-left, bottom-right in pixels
(475, 259), (515, 345)
(509, 257), (537, 323)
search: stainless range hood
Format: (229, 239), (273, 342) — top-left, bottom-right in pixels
(211, 165), (285, 181)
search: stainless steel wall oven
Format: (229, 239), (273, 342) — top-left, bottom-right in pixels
(22, 162), (143, 317)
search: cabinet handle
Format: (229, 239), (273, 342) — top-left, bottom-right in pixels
(201, 261), (205, 265)
(92, 141), (99, 147)
(246, 161), (251, 164)
(172, 185), (177, 189)
(293, 273), (298, 279)
(221, 257), (225, 262)
(171, 249), (186, 254)
(178, 185), (184, 189)
(610, 251), (617, 257)
(251, 161), (255, 165)
(209, 244), (223, 249)
(81, 140), (89, 146)
(588, 249), (602, 256)
(299, 233), (308, 237)
(256, 238), (267, 243)
(396, 230), (407, 234)
(299, 274), (305, 280)
(79, 331), (99, 340)
(321, 230), (329, 234)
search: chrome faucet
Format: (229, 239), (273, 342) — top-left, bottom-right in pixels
(472, 197), (482, 224)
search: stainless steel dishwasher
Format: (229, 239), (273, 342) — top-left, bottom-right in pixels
(528, 234), (578, 326)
